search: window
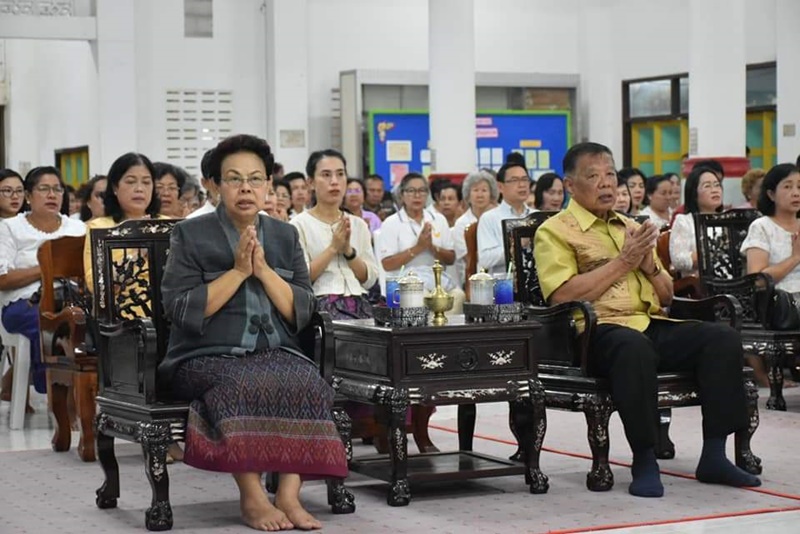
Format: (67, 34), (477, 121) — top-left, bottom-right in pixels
(628, 79), (672, 118)
(165, 89), (232, 175)
(184, 0), (212, 38)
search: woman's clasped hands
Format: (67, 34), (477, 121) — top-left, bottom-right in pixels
(234, 225), (270, 281)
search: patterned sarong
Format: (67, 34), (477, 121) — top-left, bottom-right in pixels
(173, 348), (347, 477)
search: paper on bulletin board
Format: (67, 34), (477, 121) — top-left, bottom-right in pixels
(420, 149), (431, 164)
(422, 165), (431, 177)
(525, 150), (538, 169)
(538, 149), (551, 169)
(387, 140), (412, 162)
(492, 148), (504, 165)
(390, 163), (409, 185)
(478, 148), (491, 166)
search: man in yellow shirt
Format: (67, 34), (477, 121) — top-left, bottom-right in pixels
(534, 142), (760, 498)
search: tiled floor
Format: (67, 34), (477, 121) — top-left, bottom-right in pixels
(2, 389), (800, 533)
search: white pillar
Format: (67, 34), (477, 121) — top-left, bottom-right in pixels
(264, 0), (309, 175)
(776, 0), (800, 163)
(687, 0), (748, 204)
(93, 0), (138, 172)
(428, 0), (476, 174)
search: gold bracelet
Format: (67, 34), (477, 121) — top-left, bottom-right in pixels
(645, 264), (662, 277)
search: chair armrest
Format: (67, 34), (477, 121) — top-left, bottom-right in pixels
(669, 295), (743, 331)
(524, 300), (597, 372)
(309, 311), (335, 383)
(702, 272), (772, 327)
(97, 318), (159, 402)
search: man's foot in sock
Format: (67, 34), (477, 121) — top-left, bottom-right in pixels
(696, 455), (761, 487)
(629, 449), (664, 498)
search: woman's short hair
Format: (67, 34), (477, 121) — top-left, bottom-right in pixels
(740, 168), (766, 200)
(0, 168), (22, 184)
(306, 149), (346, 178)
(461, 170), (499, 205)
(533, 172), (563, 209)
(683, 166), (722, 214)
(208, 134), (275, 185)
(757, 163), (800, 216)
(24, 166), (69, 215)
(643, 174), (672, 205)
(104, 152), (160, 222)
(399, 172), (427, 192)
(618, 167), (646, 185)
(79, 174), (107, 222)
(153, 162), (188, 191)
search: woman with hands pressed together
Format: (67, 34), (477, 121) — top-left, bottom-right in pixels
(158, 135), (346, 532)
(741, 163), (800, 294)
(291, 150), (378, 319)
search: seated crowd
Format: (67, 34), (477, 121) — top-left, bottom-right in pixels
(3, 132), (800, 531)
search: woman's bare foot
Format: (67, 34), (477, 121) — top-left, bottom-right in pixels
(241, 493), (293, 532)
(274, 496), (322, 531)
(167, 443), (184, 462)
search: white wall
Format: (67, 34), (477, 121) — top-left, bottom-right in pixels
(5, 39), (100, 175)
(1, 0), (787, 178)
(133, 0), (267, 165)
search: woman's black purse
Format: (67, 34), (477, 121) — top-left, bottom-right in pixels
(768, 289), (800, 330)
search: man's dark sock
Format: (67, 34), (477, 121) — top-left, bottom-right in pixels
(695, 437), (761, 487)
(629, 448), (664, 497)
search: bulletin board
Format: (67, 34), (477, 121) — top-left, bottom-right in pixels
(368, 109), (571, 188)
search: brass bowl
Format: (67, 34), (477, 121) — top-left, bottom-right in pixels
(424, 293), (454, 312)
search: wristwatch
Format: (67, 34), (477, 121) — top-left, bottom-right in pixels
(343, 247), (357, 261)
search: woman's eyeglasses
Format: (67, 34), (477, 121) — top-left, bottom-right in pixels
(34, 185), (65, 195)
(221, 176), (268, 188)
(403, 187), (429, 196)
(0, 188), (24, 198)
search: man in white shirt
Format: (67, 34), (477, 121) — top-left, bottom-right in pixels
(186, 149), (219, 219)
(477, 162), (533, 275)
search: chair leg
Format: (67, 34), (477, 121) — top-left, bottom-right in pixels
(411, 405), (439, 453)
(95, 414), (120, 509)
(265, 472), (279, 494)
(516, 379), (548, 494)
(332, 406), (353, 463)
(9, 336), (31, 430)
(655, 408), (676, 459)
(141, 422), (173, 531)
(583, 394), (614, 492)
(74, 371), (97, 462)
(48, 373), (72, 453)
(457, 403), (476, 452)
(735, 377), (763, 475)
(327, 478), (356, 514)
(386, 389), (410, 507)
(765, 344), (787, 411)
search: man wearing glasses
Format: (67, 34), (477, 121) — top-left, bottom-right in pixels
(477, 161), (533, 275)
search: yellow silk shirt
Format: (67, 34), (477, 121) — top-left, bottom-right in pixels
(533, 200), (670, 331)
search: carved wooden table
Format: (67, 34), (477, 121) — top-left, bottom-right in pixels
(332, 315), (548, 506)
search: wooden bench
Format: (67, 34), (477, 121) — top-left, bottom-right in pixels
(501, 212), (762, 491)
(38, 235), (97, 461)
(89, 219), (354, 531)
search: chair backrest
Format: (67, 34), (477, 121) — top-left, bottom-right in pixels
(694, 209), (760, 280)
(694, 209), (763, 325)
(502, 212), (559, 305)
(631, 214), (650, 225)
(38, 236), (88, 314)
(90, 219), (178, 403)
(464, 222), (478, 299)
(505, 211), (588, 368)
(656, 230), (673, 275)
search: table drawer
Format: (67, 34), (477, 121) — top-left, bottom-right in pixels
(404, 339), (532, 376)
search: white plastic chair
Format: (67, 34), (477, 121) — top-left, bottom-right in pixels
(0, 319), (31, 430)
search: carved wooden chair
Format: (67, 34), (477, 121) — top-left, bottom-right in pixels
(503, 212), (762, 491)
(656, 230), (704, 299)
(90, 219), (354, 531)
(38, 235), (97, 461)
(694, 209), (797, 410)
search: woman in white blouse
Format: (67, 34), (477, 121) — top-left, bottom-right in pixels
(0, 167), (86, 396)
(376, 172), (465, 312)
(291, 149), (378, 319)
(452, 170), (498, 287)
(639, 174), (673, 229)
(741, 163), (800, 294)
(669, 166), (723, 277)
